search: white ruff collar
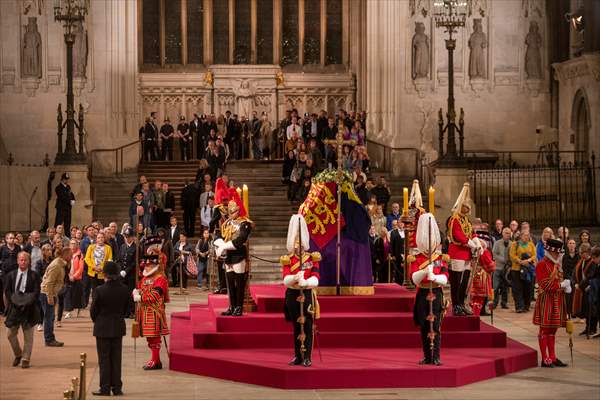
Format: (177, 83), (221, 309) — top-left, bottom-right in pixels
(143, 265), (159, 277)
(545, 253), (559, 264)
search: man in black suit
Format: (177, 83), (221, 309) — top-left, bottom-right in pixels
(181, 181), (200, 237)
(167, 216), (181, 243)
(163, 182), (176, 230)
(55, 173), (75, 234)
(389, 219), (405, 284)
(4, 252), (41, 368)
(90, 261), (129, 396)
(117, 229), (137, 318)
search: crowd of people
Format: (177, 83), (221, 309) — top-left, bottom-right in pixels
(139, 108), (368, 165)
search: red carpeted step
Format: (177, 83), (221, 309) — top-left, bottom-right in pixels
(168, 284), (538, 388)
(193, 326), (507, 349)
(212, 311), (480, 333)
(168, 336), (538, 389)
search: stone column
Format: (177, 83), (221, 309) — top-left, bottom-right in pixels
(229, 0), (235, 64)
(298, 0), (305, 65)
(273, 0), (281, 64)
(251, 0), (257, 64)
(204, 0), (212, 64)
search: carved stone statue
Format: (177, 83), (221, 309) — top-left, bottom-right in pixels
(525, 21), (542, 79)
(412, 22), (430, 80)
(468, 19), (487, 79)
(233, 79), (255, 118)
(22, 17), (42, 79)
(468, 0), (488, 17)
(409, 0), (430, 17)
(72, 20), (88, 78)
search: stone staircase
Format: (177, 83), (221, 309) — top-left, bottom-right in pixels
(91, 160), (415, 283)
(91, 172), (138, 225)
(136, 160), (297, 283)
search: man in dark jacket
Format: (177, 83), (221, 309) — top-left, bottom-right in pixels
(1, 232), (22, 315)
(181, 181), (200, 237)
(370, 176), (392, 213)
(389, 220), (405, 284)
(117, 229), (137, 318)
(4, 251), (41, 368)
(55, 173), (75, 233)
(90, 261), (129, 396)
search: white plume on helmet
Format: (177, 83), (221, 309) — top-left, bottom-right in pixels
(409, 179), (424, 208)
(451, 182), (472, 214)
(415, 213), (441, 255)
(286, 214), (310, 253)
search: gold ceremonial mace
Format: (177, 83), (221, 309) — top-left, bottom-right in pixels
(323, 122), (355, 296)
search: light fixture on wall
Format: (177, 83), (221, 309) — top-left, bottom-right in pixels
(53, 0), (88, 164)
(565, 8), (584, 33)
(433, 0), (467, 162)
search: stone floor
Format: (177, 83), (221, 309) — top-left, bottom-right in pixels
(1, 287), (599, 400)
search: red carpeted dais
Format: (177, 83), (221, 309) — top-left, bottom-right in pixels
(169, 284), (537, 389)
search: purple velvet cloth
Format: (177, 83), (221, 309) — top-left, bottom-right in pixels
(310, 234), (373, 289)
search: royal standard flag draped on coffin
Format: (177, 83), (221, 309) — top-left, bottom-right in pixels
(299, 169), (374, 295)
(298, 181), (344, 249)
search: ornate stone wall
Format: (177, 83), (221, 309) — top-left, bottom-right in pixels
(138, 65), (355, 125)
(0, 0), (139, 164)
(365, 0), (551, 163)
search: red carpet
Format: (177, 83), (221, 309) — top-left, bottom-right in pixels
(169, 284), (538, 389)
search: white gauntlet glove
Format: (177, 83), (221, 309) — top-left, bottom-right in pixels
(467, 239), (480, 250)
(132, 289), (141, 302)
(560, 279), (570, 288)
(120, 270), (127, 278)
(564, 285), (572, 294)
(432, 274), (448, 286)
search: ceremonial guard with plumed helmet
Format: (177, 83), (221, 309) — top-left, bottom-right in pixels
(280, 214), (321, 367)
(407, 213), (449, 365)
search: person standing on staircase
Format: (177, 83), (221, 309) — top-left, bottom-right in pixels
(181, 180), (200, 238)
(177, 116), (191, 161)
(162, 182), (175, 230)
(159, 117), (175, 161)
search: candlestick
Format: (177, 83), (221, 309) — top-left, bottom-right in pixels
(429, 186), (435, 214)
(403, 187), (409, 214)
(242, 184), (249, 216)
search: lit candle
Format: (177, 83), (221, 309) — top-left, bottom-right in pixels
(429, 186), (435, 214)
(242, 184), (249, 217)
(403, 187), (409, 214)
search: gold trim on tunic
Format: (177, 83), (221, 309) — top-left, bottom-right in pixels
(316, 286), (375, 296)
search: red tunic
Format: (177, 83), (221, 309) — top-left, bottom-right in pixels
(469, 249), (495, 298)
(281, 253), (321, 281)
(137, 273), (170, 337)
(409, 252), (449, 287)
(447, 213), (473, 261)
(533, 257), (567, 328)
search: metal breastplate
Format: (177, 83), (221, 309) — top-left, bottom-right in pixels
(222, 218), (243, 242)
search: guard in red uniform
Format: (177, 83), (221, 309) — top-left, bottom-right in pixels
(468, 231), (496, 317)
(408, 213), (449, 365)
(133, 251), (170, 370)
(447, 183), (480, 316)
(281, 215), (321, 367)
(533, 238), (570, 368)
